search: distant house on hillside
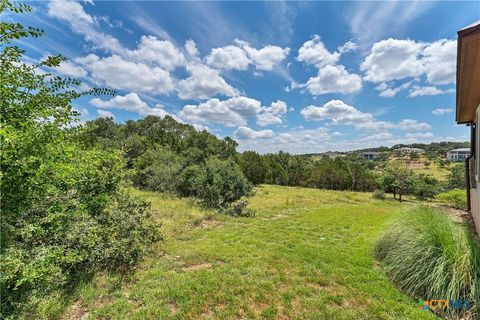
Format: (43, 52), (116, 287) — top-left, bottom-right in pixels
(361, 151), (383, 160)
(455, 20), (479, 234)
(395, 147), (425, 154)
(319, 151), (343, 159)
(447, 148), (471, 161)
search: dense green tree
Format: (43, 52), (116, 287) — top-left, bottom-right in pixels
(133, 145), (184, 192)
(179, 158), (253, 209)
(0, 3), (159, 316)
(446, 163), (466, 190)
(240, 151), (268, 185)
(412, 174), (439, 199)
(380, 165), (415, 201)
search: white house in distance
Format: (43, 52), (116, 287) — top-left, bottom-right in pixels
(456, 20), (480, 234)
(447, 148), (471, 161)
(395, 147), (425, 154)
(361, 152), (383, 160)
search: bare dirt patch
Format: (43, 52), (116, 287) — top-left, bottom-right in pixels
(183, 262), (212, 271)
(407, 161), (424, 169)
(252, 301), (269, 316)
(199, 216), (220, 228)
(167, 301), (179, 315)
(61, 301), (88, 320)
(432, 204), (474, 226)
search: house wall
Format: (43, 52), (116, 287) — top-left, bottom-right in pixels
(472, 105), (480, 234)
(472, 189), (480, 234)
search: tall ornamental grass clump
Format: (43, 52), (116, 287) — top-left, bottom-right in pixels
(374, 206), (479, 318)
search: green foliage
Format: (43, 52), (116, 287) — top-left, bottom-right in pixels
(180, 158), (253, 210)
(78, 116), (253, 211)
(436, 189), (467, 210)
(133, 145), (184, 193)
(374, 206), (479, 318)
(412, 174), (439, 200)
(0, 3), (159, 317)
(240, 151), (267, 185)
(446, 164), (466, 190)
(225, 200), (256, 217)
(373, 189), (386, 200)
(240, 153), (377, 192)
(378, 165), (415, 201)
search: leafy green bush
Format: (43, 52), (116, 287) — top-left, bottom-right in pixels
(179, 157), (253, 210)
(412, 174), (439, 200)
(0, 3), (160, 317)
(436, 189), (467, 210)
(0, 145), (160, 317)
(225, 200), (256, 217)
(374, 206), (479, 318)
(133, 144), (184, 193)
(372, 189), (385, 200)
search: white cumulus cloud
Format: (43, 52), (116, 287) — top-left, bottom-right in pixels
(301, 100), (431, 132)
(179, 96), (261, 127)
(301, 100), (374, 124)
(76, 54), (174, 94)
(128, 35), (185, 71)
(361, 38), (424, 83)
(237, 40), (290, 71)
(256, 100), (288, 127)
(206, 45), (251, 70)
(297, 35), (340, 68)
(234, 126), (275, 139)
(361, 38), (457, 89)
(301, 65), (362, 95)
(90, 92), (170, 117)
(177, 63), (239, 100)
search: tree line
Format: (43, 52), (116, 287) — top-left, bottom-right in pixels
(80, 116), (465, 204)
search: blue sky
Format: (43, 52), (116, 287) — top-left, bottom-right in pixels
(12, 1), (480, 153)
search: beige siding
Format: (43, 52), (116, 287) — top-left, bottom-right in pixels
(472, 189), (480, 234)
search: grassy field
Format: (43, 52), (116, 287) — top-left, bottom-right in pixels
(58, 185), (437, 320)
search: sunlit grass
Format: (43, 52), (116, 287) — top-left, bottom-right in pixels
(55, 185), (438, 319)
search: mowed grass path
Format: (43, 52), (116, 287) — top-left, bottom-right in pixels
(69, 185), (436, 320)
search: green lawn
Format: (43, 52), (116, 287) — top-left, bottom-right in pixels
(61, 185), (437, 319)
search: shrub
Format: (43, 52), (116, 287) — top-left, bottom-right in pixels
(436, 189), (467, 210)
(0, 146), (161, 317)
(179, 157), (253, 210)
(374, 206), (479, 318)
(372, 189), (385, 200)
(133, 145), (184, 193)
(225, 200), (256, 217)
(412, 174), (439, 200)
(0, 3), (161, 317)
